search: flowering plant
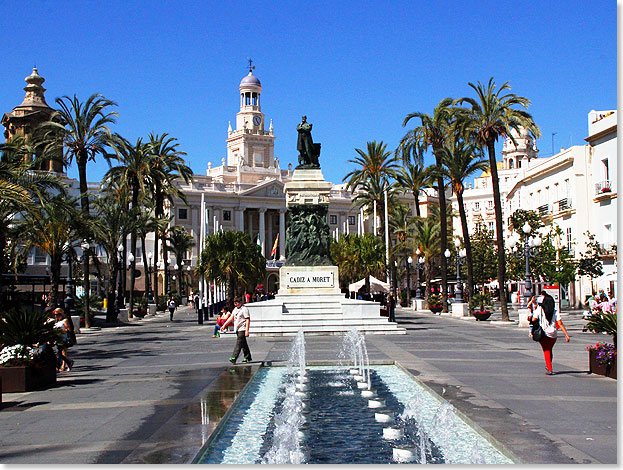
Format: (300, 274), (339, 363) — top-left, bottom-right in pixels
(0, 344), (36, 367)
(586, 342), (616, 366)
(600, 187), (611, 194)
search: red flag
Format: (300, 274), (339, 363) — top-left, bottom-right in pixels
(270, 234), (279, 258)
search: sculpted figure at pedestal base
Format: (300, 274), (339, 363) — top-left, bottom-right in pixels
(285, 205), (332, 266)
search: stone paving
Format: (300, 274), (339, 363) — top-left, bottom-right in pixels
(0, 303), (616, 464)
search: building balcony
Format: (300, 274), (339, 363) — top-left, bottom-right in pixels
(266, 259), (285, 269)
(594, 180), (616, 202)
(538, 204), (550, 216)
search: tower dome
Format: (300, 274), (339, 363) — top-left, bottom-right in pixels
(240, 71), (261, 87)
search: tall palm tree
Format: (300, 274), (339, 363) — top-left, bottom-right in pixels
(439, 138), (488, 306)
(92, 190), (141, 322)
(166, 226), (195, 295)
(41, 94), (118, 327)
(330, 233), (385, 293)
(147, 133), (192, 302)
(105, 136), (152, 315)
(399, 98), (455, 312)
(16, 194), (84, 307)
(455, 78), (541, 321)
(0, 136), (64, 277)
(395, 161), (434, 217)
(343, 141), (400, 192)
(412, 215), (441, 307)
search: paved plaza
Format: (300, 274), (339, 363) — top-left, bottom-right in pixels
(0, 304), (616, 464)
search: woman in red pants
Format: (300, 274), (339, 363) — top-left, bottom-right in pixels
(529, 292), (570, 375)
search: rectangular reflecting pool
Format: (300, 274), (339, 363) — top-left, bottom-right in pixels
(194, 365), (517, 464)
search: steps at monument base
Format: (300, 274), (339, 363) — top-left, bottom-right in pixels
(250, 319), (406, 336)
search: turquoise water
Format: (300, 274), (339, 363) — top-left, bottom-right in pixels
(195, 365), (515, 464)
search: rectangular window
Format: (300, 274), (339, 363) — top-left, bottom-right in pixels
(488, 222), (494, 232)
(178, 208), (188, 220)
(487, 200), (493, 209)
(602, 158), (609, 181)
(34, 247), (47, 264)
(223, 210), (232, 221)
(566, 227), (573, 253)
(475, 202), (480, 210)
(348, 216), (356, 225)
(329, 215), (337, 225)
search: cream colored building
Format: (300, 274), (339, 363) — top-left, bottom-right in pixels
(450, 112), (617, 307)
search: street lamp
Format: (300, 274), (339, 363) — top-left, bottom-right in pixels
(415, 249), (424, 300)
(179, 261), (185, 296)
(116, 243), (124, 315)
(146, 252), (154, 303)
(173, 263), (179, 296)
(452, 238), (467, 303)
(444, 248), (452, 300)
(157, 259), (164, 301)
(63, 243), (75, 316)
(508, 223), (542, 308)
(406, 256), (413, 306)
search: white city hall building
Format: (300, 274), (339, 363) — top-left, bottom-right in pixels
(7, 67), (428, 301)
(450, 111), (617, 307)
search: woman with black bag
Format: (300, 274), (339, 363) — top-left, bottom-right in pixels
(528, 292), (570, 375)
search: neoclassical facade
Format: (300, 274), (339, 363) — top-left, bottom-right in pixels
(450, 112), (617, 306)
(6, 67), (430, 298)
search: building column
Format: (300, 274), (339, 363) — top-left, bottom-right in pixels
(340, 212), (347, 235)
(236, 207), (245, 232)
(279, 209), (286, 260)
(258, 208), (266, 257)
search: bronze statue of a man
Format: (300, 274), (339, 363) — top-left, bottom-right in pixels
(296, 115), (320, 167)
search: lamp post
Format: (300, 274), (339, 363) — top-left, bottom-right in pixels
(179, 261), (185, 296)
(415, 249), (424, 300)
(173, 263), (179, 296)
(156, 260), (164, 302)
(452, 239), (467, 303)
(406, 256), (412, 306)
(115, 243), (124, 315)
(63, 245), (75, 316)
(508, 222), (542, 308)
(444, 249), (452, 300)
(165, 259), (172, 297)
(146, 252), (154, 303)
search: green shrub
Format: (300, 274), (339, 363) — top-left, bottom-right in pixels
(472, 293), (492, 312)
(428, 294), (442, 307)
(157, 295), (167, 311)
(0, 308), (60, 347)
(75, 294), (103, 321)
(584, 311), (617, 345)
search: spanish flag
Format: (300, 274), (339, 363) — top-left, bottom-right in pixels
(270, 234), (279, 258)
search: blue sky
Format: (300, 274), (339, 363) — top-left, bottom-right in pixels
(0, 1), (616, 186)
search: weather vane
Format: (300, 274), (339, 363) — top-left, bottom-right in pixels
(247, 58), (255, 73)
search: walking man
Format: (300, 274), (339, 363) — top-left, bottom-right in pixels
(220, 296), (252, 364)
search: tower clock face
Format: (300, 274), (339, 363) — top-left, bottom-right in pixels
(253, 116), (261, 126)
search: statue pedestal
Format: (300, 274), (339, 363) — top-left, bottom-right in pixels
(518, 308), (531, 328)
(278, 266), (340, 296)
(285, 169), (333, 205)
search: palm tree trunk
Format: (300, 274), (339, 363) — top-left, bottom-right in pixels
(77, 156), (91, 328)
(436, 174), (448, 312)
(413, 193), (421, 217)
(456, 190), (473, 308)
(424, 259), (431, 306)
(486, 141), (509, 321)
(128, 183), (139, 318)
(50, 261), (61, 308)
(153, 184), (163, 303)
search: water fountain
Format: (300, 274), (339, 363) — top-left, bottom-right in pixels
(195, 330), (515, 464)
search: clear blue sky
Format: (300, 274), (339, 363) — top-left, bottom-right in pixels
(0, 1), (616, 186)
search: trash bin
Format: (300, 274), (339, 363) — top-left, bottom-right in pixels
(103, 298), (108, 309)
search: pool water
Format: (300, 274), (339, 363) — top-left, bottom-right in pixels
(195, 365), (515, 464)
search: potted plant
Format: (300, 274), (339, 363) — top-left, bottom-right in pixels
(428, 294), (443, 314)
(133, 296), (148, 318)
(399, 290), (408, 307)
(586, 342), (616, 379)
(583, 311), (616, 378)
(472, 293), (493, 321)
(0, 309), (60, 392)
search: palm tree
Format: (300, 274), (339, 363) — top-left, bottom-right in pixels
(330, 233), (385, 293)
(92, 190), (141, 322)
(344, 141), (400, 192)
(166, 226), (195, 296)
(412, 215), (441, 307)
(395, 161), (434, 217)
(0, 136), (64, 277)
(455, 78), (541, 321)
(41, 93), (118, 327)
(439, 138), (488, 306)
(16, 194), (84, 307)
(196, 231), (265, 301)
(147, 133), (192, 302)
(105, 136), (152, 315)
(399, 98), (455, 312)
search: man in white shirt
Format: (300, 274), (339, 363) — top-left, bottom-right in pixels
(220, 296), (252, 364)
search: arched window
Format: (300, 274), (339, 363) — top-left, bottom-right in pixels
(508, 159), (514, 169)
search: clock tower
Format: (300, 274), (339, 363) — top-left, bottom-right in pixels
(226, 63), (275, 168)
